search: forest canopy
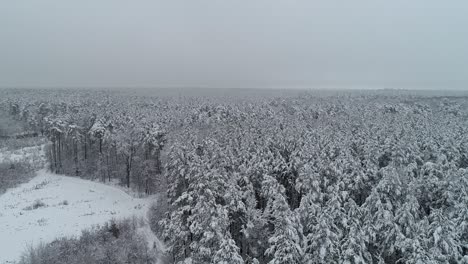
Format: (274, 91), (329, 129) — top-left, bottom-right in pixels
(2, 88), (468, 263)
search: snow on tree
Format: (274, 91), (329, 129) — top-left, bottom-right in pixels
(213, 237), (245, 264)
(3, 88), (468, 264)
(262, 175), (303, 264)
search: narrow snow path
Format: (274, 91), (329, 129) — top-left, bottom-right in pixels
(0, 169), (156, 264)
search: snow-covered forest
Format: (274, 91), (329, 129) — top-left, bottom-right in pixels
(1, 88), (468, 263)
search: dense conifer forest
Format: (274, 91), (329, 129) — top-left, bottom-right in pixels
(2, 88), (468, 263)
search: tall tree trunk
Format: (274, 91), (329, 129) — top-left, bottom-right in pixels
(52, 140), (57, 173)
(99, 138), (102, 154)
(126, 156), (131, 188)
(74, 140), (79, 176)
(145, 178), (149, 195)
(84, 134), (87, 160)
(57, 136), (62, 173)
(107, 151), (111, 182)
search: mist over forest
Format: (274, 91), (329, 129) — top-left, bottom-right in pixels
(2, 0), (468, 263)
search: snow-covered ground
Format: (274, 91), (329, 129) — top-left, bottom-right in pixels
(0, 145), (45, 164)
(0, 169), (159, 263)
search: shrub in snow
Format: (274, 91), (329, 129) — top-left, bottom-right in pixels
(23, 200), (47, 211)
(18, 218), (158, 264)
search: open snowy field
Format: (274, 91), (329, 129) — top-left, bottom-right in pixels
(0, 169), (157, 264)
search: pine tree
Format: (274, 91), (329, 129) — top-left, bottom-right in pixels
(213, 238), (245, 264)
(427, 209), (461, 262)
(339, 199), (372, 264)
(262, 175), (303, 264)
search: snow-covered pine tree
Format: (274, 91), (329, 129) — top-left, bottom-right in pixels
(262, 175), (303, 264)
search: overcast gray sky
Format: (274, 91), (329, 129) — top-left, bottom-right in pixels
(1, 0), (467, 89)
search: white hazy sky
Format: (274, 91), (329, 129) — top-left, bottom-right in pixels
(1, 1), (467, 89)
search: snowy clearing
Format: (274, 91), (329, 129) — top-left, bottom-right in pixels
(0, 145), (45, 164)
(0, 169), (157, 264)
